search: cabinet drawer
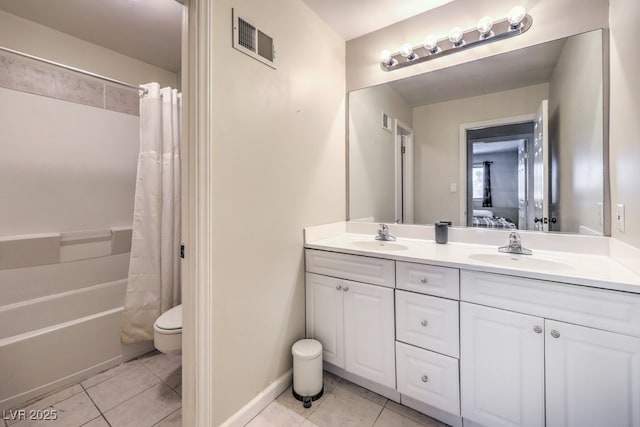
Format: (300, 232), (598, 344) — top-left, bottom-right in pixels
(396, 341), (460, 416)
(396, 262), (459, 299)
(396, 290), (459, 358)
(305, 249), (395, 288)
(461, 270), (640, 338)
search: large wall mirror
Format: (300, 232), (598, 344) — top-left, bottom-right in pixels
(348, 29), (608, 235)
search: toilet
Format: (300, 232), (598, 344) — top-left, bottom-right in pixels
(153, 304), (182, 355)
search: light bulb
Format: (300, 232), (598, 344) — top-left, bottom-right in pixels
(379, 49), (392, 64)
(423, 35), (439, 53)
(400, 43), (417, 60)
(508, 6), (526, 28)
(448, 27), (464, 46)
(477, 16), (494, 37)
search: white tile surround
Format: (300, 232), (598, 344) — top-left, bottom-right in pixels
(0, 227), (155, 412)
(305, 221), (640, 293)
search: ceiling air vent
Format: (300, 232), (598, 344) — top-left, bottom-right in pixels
(233, 9), (276, 69)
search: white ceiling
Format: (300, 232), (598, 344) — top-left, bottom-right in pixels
(301, 0), (456, 40)
(0, 0), (456, 72)
(0, 0), (183, 72)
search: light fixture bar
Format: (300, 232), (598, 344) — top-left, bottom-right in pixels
(380, 14), (532, 72)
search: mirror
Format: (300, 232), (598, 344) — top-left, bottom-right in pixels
(348, 29), (607, 235)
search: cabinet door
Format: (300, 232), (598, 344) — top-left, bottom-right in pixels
(460, 302), (545, 427)
(343, 280), (395, 388)
(305, 273), (344, 368)
(546, 320), (640, 427)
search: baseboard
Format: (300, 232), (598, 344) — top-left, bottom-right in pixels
(219, 369), (293, 427)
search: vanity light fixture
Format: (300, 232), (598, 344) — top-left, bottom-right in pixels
(379, 6), (531, 72)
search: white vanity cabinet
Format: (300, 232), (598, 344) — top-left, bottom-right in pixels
(305, 250), (396, 389)
(460, 270), (640, 427)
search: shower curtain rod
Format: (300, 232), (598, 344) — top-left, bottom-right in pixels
(0, 45), (148, 94)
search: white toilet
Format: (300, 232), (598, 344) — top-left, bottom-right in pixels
(153, 304), (182, 355)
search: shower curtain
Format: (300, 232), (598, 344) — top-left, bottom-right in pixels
(121, 83), (182, 344)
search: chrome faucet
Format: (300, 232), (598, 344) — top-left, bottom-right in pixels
(375, 224), (396, 242)
(499, 231), (532, 255)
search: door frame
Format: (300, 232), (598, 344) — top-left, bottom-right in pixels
(395, 119), (414, 224)
(458, 114), (535, 226)
(182, 1), (215, 426)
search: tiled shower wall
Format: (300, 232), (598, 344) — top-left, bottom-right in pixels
(0, 51), (140, 116)
(0, 50), (151, 411)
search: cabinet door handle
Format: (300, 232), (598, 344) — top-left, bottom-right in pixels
(550, 330), (560, 339)
(343, 285), (349, 292)
(421, 320), (429, 327)
(336, 284), (342, 291)
(420, 278), (428, 284)
(533, 325), (542, 334)
(421, 375), (429, 383)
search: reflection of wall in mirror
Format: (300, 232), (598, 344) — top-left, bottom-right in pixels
(412, 83), (548, 225)
(349, 84), (412, 223)
(549, 30), (604, 235)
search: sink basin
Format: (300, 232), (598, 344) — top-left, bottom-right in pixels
(468, 253), (571, 272)
(347, 240), (409, 251)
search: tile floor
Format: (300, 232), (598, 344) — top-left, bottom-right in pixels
(4, 360), (447, 427)
(2, 351), (182, 427)
(245, 371), (448, 427)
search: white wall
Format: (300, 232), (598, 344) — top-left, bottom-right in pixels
(349, 84), (412, 222)
(548, 30), (604, 234)
(0, 10), (177, 88)
(412, 83), (548, 225)
(209, 1), (345, 424)
(345, 0), (608, 91)
(610, 0), (640, 248)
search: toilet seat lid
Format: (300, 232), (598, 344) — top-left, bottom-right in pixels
(155, 304), (182, 331)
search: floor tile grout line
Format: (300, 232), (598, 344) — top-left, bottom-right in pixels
(151, 407), (181, 427)
(80, 383), (112, 427)
(370, 403), (385, 427)
(83, 359), (144, 391)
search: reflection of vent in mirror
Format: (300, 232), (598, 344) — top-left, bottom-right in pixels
(233, 9), (276, 69)
(382, 112), (392, 132)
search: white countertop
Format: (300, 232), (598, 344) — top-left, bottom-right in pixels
(305, 232), (640, 294)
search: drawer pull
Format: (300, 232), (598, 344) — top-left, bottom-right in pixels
(421, 375), (429, 383)
(343, 285), (349, 292)
(420, 278), (428, 284)
(533, 325), (542, 334)
(421, 320), (429, 327)
(336, 284), (342, 291)
(551, 330), (560, 339)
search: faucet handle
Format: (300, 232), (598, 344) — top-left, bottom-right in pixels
(509, 231), (520, 242)
(379, 224), (388, 233)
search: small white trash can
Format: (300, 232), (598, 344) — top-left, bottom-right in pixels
(292, 339), (323, 408)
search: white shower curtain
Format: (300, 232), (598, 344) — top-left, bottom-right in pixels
(121, 83), (181, 343)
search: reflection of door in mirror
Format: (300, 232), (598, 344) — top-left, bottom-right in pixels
(466, 121), (534, 230)
(395, 120), (414, 224)
(533, 100), (549, 231)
